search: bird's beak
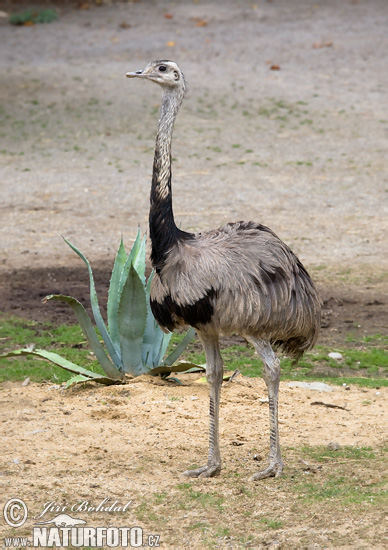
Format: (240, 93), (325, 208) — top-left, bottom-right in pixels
(126, 70), (145, 79)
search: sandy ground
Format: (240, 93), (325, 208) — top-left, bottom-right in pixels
(1, 375), (387, 547)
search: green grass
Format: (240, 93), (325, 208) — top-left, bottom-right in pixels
(286, 444), (387, 507)
(1, 314), (387, 387)
(258, 517), (284, 530)
(0, 315), (105, 383)
(9, 8), (58, 25)
(180, 335), (387, 387)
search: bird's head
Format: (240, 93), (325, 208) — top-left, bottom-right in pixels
(126, 60), (186, 92)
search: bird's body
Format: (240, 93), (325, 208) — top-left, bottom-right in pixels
(127, 60), (321, 480)
(150, 221), (320, 357)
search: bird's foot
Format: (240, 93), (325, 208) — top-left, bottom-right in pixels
(182, 463), (221, 478)
(250, 459), (284, 481)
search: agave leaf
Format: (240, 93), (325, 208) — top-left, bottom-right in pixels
(162, 327), (196, 367)
(148, 361), (205, 376)
(118, 229), (142, 298)
(118, 263), (147, 375)
(133, 233), (147, 284)
(65, 374), (120, 387)
(63, 237), (122, 370)
(107, 237), (127, 349)
(143, 270), (162, 367)
(155, 331), (172, 367)
(1, 348), (105, 379)
(65, 374), (91, 387)
(45, 295), (124, 380)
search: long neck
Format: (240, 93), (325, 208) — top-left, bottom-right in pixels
(149, 87), (184, 270)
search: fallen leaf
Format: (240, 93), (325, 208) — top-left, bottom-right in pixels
(270, 64), (280, 71)
(166, 41), (175, 47)
(119, 22), (131, 29)
(313, 41), (333, 49)
(164, 13), (173, 19)
(190, 17), (208, 27)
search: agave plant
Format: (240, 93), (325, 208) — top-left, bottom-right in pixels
(2, 232), (198, 385)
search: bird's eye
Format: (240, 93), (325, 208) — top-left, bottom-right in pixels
(158, 65), (167, 72)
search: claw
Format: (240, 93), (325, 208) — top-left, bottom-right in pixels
(182, 463), (221, 478)
(250, 460), (284, 481)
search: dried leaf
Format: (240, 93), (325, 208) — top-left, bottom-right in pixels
(270, 64), (280, 71)
(164, 13), (173, 19)
(190, 17), (208, 27)
(166, 41), (175, 47)
(313, 41), (333, 49)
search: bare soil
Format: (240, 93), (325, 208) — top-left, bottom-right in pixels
(1, 1), (387, 548)
(1, 376), (387, 548)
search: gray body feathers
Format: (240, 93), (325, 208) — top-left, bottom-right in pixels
(150, 220), (321, 358)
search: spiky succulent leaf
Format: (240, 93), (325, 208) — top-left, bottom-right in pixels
(65, 374), (91, 387)
(45, 294), (123, 380)
(162, 327), (196, 367)
(65, 374), (122, 387)
(142, 271), (155, 367)
(118, 263), (147, 375)
(63, 237), (122, 369)
(154, 331), (172, 367)
(118, 230), (142, 297)
(0, 348), (122, 385)
(133, 233), (147, 284)
(107, 238), (127, 348)
(148, 361), (205, 376)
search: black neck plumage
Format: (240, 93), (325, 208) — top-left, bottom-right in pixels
(149, 87), (193, 270)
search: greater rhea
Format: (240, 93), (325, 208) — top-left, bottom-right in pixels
(126, 60), (321, 480)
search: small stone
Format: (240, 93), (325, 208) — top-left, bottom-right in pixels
(21, 377), (30, 386)
(328, 352), (343, 360)
(327, 441), (341, 451)
(191, 396), (198, 400)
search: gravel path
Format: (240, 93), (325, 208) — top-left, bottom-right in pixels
(1, 0), (387, 282)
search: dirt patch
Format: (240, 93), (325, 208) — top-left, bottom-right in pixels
(1, 264), (387, 350)
(1, 376), (386, 547)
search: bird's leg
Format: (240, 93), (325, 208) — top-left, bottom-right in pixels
(248, 338), (284, 481)
(182, 333), (223, 478)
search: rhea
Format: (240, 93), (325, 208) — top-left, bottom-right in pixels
(126, 60), (321, 480)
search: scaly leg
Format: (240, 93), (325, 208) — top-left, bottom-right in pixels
(182, 332), (223, 478)
(247, 338), (284, 480)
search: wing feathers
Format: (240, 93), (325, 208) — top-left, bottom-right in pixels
(150, 221), (321, 355)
